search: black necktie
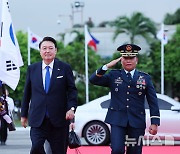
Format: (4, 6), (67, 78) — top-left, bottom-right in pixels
(127, 72), (132, 82)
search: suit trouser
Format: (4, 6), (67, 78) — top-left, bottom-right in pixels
(110, 124), (145, 154)
(30, 117), (68, 154)
(0, 118), (8, 143)
(44, 133), (69, 154)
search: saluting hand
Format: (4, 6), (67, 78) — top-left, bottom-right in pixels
(149, 124), (158, 135)
(66, 109), (75, 120)
(106, 57), (122, 69)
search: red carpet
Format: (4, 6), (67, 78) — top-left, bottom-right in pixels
(68, 146), (180, 154)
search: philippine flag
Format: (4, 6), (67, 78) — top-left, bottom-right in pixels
(85, 25), (99, 51)
(28, 28), (42, 50)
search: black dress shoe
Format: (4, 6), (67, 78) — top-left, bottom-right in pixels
(1, 142), (6, 145)
(8, 122), (16, 131)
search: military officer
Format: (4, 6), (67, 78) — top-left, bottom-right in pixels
(89, 44), (160, 154)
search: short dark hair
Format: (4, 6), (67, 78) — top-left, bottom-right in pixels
(39, 36), (57, 49)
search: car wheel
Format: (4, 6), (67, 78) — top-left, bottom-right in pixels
(83, 121), (110, 145)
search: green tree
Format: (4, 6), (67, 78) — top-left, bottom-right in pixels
(139, 25), (180, 97)
(164, 25), (180, 97)
(164, 13), (175, 25)
(164, 8), (180, 25)
(145, 41), (161, 92)
(109, 12), (157, 44)
(69, 30), (85, 44)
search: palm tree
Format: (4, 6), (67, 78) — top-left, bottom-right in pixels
(164, 8), (180, 24)
(109, 12), (157, 44)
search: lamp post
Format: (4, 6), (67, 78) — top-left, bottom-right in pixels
(71, 1), (84, 26)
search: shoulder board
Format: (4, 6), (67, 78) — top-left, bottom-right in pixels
(138, 71), (149, 76)
(110, 69), (121, 72)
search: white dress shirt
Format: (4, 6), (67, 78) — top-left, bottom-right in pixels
(124, 69), (135, 78)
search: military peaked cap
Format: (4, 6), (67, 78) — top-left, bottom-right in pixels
(117, 44), (141, 57)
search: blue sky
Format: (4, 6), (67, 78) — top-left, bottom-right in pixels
(8, 0), (180, 38)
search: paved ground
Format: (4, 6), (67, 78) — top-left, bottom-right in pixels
(0, 127), (31, 154)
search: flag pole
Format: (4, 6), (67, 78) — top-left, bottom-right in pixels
(27, 27), (30, 65)
(84, 25), (89, 103)
(161, 24), (164, 95)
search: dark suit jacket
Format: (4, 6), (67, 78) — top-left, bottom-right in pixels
(89, 67), (160, 129)
(21, 58), (78, 127)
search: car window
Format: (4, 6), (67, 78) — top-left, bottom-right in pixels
(100, 99), (110, 108)
(145, 98), (173, 110)
(101, 98), (173, 110)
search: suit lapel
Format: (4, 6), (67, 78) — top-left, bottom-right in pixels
(36, 62), (45, 92)
(48, 59), (60, 93)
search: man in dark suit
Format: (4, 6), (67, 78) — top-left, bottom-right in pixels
(21, 36), (78, 154)
(89, 44), (160, 154)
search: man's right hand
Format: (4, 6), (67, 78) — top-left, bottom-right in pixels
(21, 117), (28, 128)
(106, 57), (122, 69)
(69, 123), (75, 130)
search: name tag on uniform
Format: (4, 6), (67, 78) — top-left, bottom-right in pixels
(114, 77), (123, 84)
